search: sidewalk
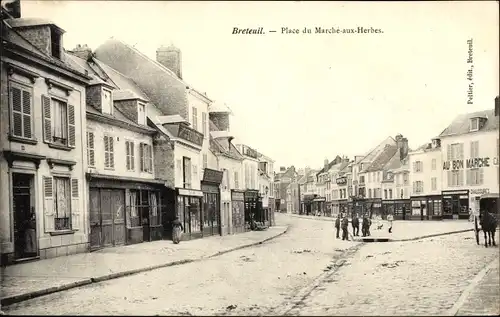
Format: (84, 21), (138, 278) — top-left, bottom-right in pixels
(0, 225), (288, 306)
(454, 259), (500, 316)
(285, 213), (474, 241)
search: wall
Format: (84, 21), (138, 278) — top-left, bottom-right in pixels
(243, 158), (259, 190)
(86, 119), (155, 179)
(0, 57), (88, 260)
(174, 142), (202, 190)
(440, 130), (499, 209)
(408, 148), (442, 197)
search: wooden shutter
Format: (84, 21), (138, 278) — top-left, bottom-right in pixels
(412, 162), (416, 173)
(140, 143), (145, 172)
(43, 176), (55, 232)
(10, 86), (23, 137)
(104, 136), (110, 167)
(21, 90), (32, 138)
(458, 170), (464, 186)
(67, 104), (76, 147)
(126, 141), (130, 170)
(87, 132), (95, 166)
(447, 171), (451, 187)
(71, 178), (80, 230)
(109, 136), (114, 168)
(479, 168), (484, 185)
(148, 144), (153, 172)
(459, 143), (464, 159)
(42, 95), (52, 143)
(131, 142), (135, 170)
(447, 144), (452, 161)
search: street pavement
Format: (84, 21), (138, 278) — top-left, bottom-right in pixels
(2, 214), (498, 316)
(1, 222), (288, 304)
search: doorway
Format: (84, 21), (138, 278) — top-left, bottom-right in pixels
(89, 188), (126, 250)
(13, 173), (37, 260)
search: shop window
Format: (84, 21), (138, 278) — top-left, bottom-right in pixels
(127, 190), (141, 227)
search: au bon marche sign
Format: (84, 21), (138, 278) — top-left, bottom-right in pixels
(443, 156), (499, 171)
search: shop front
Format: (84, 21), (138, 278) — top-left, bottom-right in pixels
(382, 199), (411, 220)
(410, 195), (443, 220)
(312, 197), (326, 215)
(442, 190), (469, 219)
(244, 190), (260, 230)
(201, 169), (223, 237)
(87, 174), (171, 250)
(301, 194), (315, 215)
(339, 199), (348, 217)
(469, 188), (494, 216)
(176, 188), (204, 240)
(231, 190), (245, 233)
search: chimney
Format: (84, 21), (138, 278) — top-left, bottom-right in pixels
(324, 159), (329, 168)
(495, 96), (499, 116)
(2, 0), (21, 18)
(397, 137), (409, 160)
(280, 166), (286, 172)
(69, 44), (93, 61)
(156, 44), (182, 79)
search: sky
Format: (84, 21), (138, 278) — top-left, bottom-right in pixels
(19, 0), (499, 171)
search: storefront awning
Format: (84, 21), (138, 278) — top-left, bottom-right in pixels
(480, 193), (499, 200)
(303, 195), (316, 201)
(313, 197), (326, 202)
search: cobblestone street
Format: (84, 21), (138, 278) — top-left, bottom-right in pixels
(3, 215), (498, 316)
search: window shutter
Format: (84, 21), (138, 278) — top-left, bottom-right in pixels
(459, 143), (464, 159)
(71, 178), (80, 230)
(11, 86), (23, 137)
(479, 168), (484, 185)
(447, 171), (451, 187)
(43, 176), (55, 232)
(88, 132), (95, 166)
(413, 162), (416, 173)
(447, 144), (451, 161)
(104, 136), (110, 167)
(109, 136), (114, 168)
(458, 170), (464, 186)
(22, 90), (32, 138)
(126, 141), (130, 170)
(148, 144), (153, 172)
(140, 143), (145, 172)
(42, 95), (52, 142)
(67, 104), (76, 147)
(465, 170), (470, 185)
(131, 142), (135, 170)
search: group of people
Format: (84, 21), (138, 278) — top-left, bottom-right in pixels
(334, 213), (394, 241)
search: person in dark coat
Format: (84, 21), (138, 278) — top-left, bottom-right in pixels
(341, 215), (349, 241)
(362, 215), (370, 237)
(172, 217), (184, 244)
(351, 213), (360, 236)
(335, 214), (341, 239)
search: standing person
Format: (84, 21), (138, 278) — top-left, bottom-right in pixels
(387, 213), (394, 233)
(172, 216), (183, 244)
(23, 212), (37, 256)
(341, 214), (349, 241)
(335, 214), (341, 239)
(352, 213), (360, 236)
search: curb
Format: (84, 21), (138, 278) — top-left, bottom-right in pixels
(446, 257), (498, 316)
(1, 226), (289, 307)
(351, 229), (474, 243)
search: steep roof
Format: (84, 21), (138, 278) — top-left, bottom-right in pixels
(360, 136), (396, 164)
(86, 104), (155, 132)
(439, 109), (499, 137)
(383, 150), (404, 172)
(317, 156), (342, 176)
(363, 144), (399, 172)
(208, 121), (243, 160)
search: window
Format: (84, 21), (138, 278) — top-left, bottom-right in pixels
(234, 171), (239, 189)
(389, 189), (393, 199)
(466, 168), (484, 186)
(431, 177), (437, 191)
(138, 103), (146, 125)
(203, 153), (208, 169)
(54, 177), (71, 230)
(42, 95), (76, 148)
(102, 89), (113, 114)
(448, 143), (464, 161)
(431, 159), (436, 170)
(192, 107), (198, 130)
(469, 118), (479, 131)
(104, 135), (114, 169)
(50, 29), (62, 58)
(413, 181), (423, 194)
(183, 157), (192, 188)
(368, 173), (371, 182)
(470, 141), (479, 158)
(202, 112), (207, 137)
(403, 173), (409, 185)
(126, 141), (135, 171)
(413, 161), (423, 172)
(360, 175), (365, 184)
(368, 188), (372, 198)
(447, 170), (464, 187)
(9, 81), (33, 140)
(140, 143), (153, 173)
(87, 131), (95, 167)
(384, 189), (388, 199)
(43, 176), (79, 232)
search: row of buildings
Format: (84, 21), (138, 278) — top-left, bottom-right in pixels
(275, 99), (499, 221)
(0, 3), (275, 264)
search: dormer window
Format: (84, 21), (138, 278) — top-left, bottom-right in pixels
(50, 28), (62, 59)
(470, 118), (479, 131)
(138, 103), (147, 125)
(101, 88), (113, 115)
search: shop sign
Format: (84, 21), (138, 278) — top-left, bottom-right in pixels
(470, 188), (490, 196)
(178, 125), (204, 146)
(201, 184), (219, 194)
(231, 191), (244, 201)
(178, 188), (204, 197)
(411, 201), (421, 207)
(203, 168), (224, 184)
(336, 177), (347, 185)
(443, 157), (493, 170)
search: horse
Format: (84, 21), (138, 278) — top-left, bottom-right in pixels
(475, 210), (498, 247)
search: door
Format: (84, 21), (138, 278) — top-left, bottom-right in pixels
(140, 190), (150, 242)
(110, 190), (126, 246)
(13, 173), (37, 259)
(100, 190), (114, 246)
(89, 188), (102, 249)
